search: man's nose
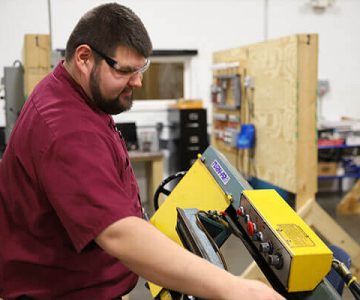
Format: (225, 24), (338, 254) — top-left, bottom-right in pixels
(128, 73), (143, 88)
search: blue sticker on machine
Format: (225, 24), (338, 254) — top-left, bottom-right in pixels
(211, 160), (230, 185)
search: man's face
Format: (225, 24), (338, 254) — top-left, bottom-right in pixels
(88, 46), (146, 115)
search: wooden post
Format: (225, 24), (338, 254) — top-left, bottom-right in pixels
(336, 179), (360, 215)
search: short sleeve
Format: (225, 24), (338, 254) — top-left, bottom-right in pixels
(38, 131), (142, 253)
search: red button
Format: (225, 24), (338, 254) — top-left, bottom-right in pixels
(247, 221), (255, 236)
(236, 208), (244, 216)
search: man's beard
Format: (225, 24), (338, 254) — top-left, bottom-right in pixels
(89, 66), (133, 115)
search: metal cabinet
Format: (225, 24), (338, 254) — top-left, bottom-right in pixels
(168, 108), (208, 172)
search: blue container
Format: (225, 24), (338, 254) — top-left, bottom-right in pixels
(237, 124), (255, 149)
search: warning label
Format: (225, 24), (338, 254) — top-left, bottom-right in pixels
(276, 224), (315, 248)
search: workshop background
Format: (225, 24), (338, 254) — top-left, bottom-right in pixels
(0, 1), (359, 300)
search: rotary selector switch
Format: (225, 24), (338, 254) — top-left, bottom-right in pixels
(259, 242), (273, 253)
(268, 253), (283, 269)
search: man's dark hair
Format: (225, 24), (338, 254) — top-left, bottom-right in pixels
(65, 3), (152, 62)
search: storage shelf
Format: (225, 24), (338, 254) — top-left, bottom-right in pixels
(318, 174), (360, 180)
(318, 144), (360, 150)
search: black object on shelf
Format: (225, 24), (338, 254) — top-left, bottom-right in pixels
(115, 122), (139, 151)
(168, 108), (209, 173)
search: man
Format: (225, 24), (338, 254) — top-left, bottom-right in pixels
(0, 3), (284, 300)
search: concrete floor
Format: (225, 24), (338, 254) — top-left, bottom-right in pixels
(128, 191), (360, 300)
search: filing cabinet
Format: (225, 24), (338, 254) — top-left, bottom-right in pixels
(168, 108), (208, 172)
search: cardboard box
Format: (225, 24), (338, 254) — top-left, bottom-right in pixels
(24, 67), (50, 97)
(318, 162), (338, 176)
(23, 34), (51, 69)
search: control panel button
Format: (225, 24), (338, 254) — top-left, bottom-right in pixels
(253, 231), (264, 241)
(259, 242), (272, 253)
(236, 206), (245, 216)
(247, 221), (256, 236)
(268, 253), (283, 269)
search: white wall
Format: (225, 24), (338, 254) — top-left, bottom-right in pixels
(268, 0), (360, 121)
(0, 0), (359, 126)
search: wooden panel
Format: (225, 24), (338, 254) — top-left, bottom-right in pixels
(247, 36), (298, 192)
(23, 34), (51, 97)
(24, 67), (49, 97)
(337, 179), (360, 215)
(296, 34), (318, 208)
(212, 34), (318, 196)
(23, 34), (51, 69)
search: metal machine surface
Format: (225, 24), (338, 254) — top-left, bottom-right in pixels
(3, 62), (25, 144)
(149, 146), (340, 299)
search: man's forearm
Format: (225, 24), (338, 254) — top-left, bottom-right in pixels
(96, 216), (285, 300)
(95, 216), (237, 299)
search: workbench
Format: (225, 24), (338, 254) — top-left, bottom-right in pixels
(129, 151), (164, 209)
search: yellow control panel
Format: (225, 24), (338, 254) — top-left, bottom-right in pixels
(239, 189), (332, 292)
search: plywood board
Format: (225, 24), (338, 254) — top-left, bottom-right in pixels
(296, 35), (318, 208)
(212, 34), (318, 199)
(337, 179), (360, 215)
(23, 34), (51, 69)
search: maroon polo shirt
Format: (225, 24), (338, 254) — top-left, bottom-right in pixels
(0, 62), (143, 299)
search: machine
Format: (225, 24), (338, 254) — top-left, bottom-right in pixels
(148, 146), (360, 300)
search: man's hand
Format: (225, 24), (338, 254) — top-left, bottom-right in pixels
(229, 278), (286, 300)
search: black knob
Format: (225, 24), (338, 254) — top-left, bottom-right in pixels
(268, 253), (283, 269)
(259, 242), (272, 253)
(253, 231), (264, 242)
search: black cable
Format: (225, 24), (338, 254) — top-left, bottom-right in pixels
(349, 281), (360, 300)
(332, 258), (360, 300)
(223, 213), (244, 239)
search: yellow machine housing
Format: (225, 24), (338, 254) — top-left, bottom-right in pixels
(241, 190), (332, 292)
(149, 159), (230, 297)
(149, 147), (332, 297)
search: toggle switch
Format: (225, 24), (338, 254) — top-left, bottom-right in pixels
(247, 221), (256, 236)
(236, 206), (245, 217)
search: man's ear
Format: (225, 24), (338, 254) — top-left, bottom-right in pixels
(73, 44), (94, 74)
